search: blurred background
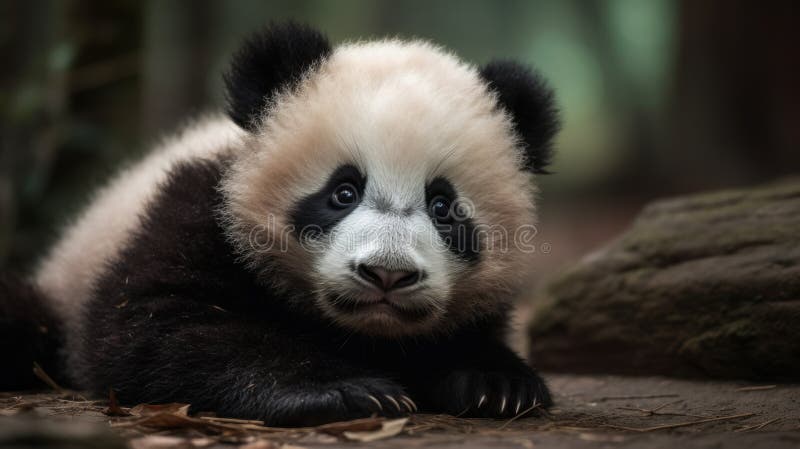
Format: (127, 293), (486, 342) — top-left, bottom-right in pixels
(1, 0), (798, 282)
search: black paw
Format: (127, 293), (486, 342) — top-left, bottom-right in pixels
(432, 368), (551, 418)
(264, 377), (415, 426)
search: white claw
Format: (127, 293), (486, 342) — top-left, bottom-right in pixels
(477, 394), (487, 409)
(515, 399), (522, 415)
(499, 396), (507, 414)
(400, 395), (417, 412)
(385, 395), (402, 412)
(367, 394), (383, 410)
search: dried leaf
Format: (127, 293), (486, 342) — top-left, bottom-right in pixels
(129, 413), (230, 431)
(130, 403), (190, 417)
(190, 438), (216, 447)
(343, 417), (408, 442)
(129, 435), (191, 449)
(239, 440), (278, 449)
(113, 402), (232, 432)
(104, 389), (132, 417)
(316, 416), (386, 435)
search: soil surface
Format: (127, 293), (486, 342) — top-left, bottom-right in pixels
(2, 374), (798, 448)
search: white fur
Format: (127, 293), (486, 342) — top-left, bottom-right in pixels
(311, 200), (460, 336)
(222, 40), (538, 335)
(35, 116), (244, 322)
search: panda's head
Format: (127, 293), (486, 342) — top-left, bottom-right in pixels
(221, 23), (558, 338)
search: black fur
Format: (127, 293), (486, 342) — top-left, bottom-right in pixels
(6, 24), (555, 424)
(425, 177), (480, 262)
(224, 22), (332, 131)
(0, 275), (64, 389)
(289, 164), (366, 239)
(479, 61), (560, 174)
(75, 159), (550, 426)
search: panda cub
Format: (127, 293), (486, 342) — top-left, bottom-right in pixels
(29, 23), (559, 426)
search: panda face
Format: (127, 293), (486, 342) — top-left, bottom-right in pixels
(289, 161), (472, 336)
(221, 30), (557, 337)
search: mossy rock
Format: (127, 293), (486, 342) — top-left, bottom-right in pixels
(528, 179), (800, 380)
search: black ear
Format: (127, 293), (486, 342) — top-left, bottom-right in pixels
(479, 60), (560, 174)
(224, 22), (332, 131)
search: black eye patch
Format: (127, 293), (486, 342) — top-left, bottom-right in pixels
(425, 177), (480, 263)
(289, 165), (365, 239)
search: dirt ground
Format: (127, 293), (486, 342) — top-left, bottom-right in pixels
(1, 374), (798, 449)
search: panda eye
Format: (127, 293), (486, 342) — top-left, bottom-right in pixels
(429, 195), (452, 223)
(331, 183), (359, 208)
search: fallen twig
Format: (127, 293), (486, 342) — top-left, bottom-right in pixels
(32, 362), (64, 393)
(603, 412), (755, 432)
(617, 399), (682, 416)
(499, 403), (543, 430)
(594, 394), (679, 402)
(735, 385), (777, 392)
(735, 417), (781, 432)
(199, 416), (265, 425)
(617, 400), (711, 419)
(406, 414), (475, 434)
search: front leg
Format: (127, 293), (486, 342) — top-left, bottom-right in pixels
(406, 338), (551, 418)
(81, 297), (413, 426)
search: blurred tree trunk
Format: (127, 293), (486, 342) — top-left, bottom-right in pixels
(141, 0), (215, 140)
(0, 0), (69, 269)
(665, 0), (800, 191)
(0, 0), (143, 271)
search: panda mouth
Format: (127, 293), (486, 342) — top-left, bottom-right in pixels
(328, 296), (432, 322)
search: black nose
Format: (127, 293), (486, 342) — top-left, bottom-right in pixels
(357, 264), (421, 291)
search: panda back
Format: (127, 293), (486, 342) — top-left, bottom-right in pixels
(34, 115), (244, 325)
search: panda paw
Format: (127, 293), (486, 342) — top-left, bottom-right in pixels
(264, 377), (415, 426)
(432, 368), (551, 418)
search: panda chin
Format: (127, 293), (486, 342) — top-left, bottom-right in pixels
(329, 295), (432, 321)
(323, 292), (440, 337)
